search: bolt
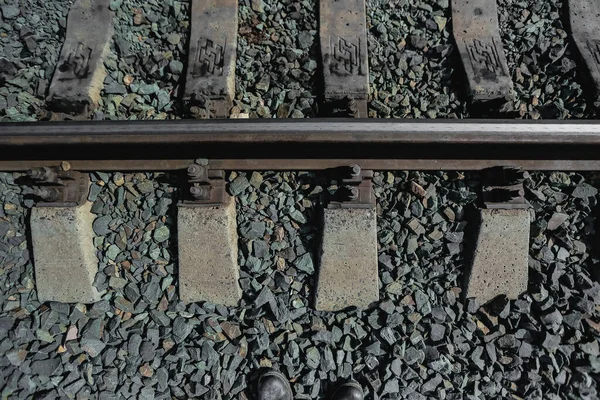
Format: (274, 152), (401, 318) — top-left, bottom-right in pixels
(190, 106), (210, 120)
(348, 164), (361, 178)
(344, 185), (359, 201)
(31, 187), (61, 202)
(190, 185), (210, 200)
(27, 167), (58, 183)
(187, 164), (205, 180)
(347, 97), (359, 118)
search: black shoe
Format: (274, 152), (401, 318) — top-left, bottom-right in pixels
(331, 381), (364, 400)
(257, 370), (292, 400)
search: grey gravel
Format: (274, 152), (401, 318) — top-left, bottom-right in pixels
(0, 0), (598, 120)
(30, 358), (60, 376)
(1, 170), (598, 400)
(572, 184), (599, 199)
(81, 337), (106, 358)
(1, 4), (21, 19)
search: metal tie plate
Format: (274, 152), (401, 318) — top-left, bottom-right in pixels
(48, 0), (113, 115)
(184, 0), (238, 118)
(451, 0), (513, 102)
(568, 0), (600, 107)
(319, 0), (369, 117)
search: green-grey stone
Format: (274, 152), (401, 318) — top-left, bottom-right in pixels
(256, 75), (270, 92)
(229, 176), (250, 196)
(157, 90), (171, 111)
(289, 208), (306, 224)
(81, 338), (106, 358)
(137, 181), (155, 193)
(167, 33), (181, 45)
(294, 252), (314, 274)
(250, 172), (263, 188)
(106, 244), (120, 261)
(109, 276), (128, 289)
(169, 60), (184, 75)
(137, 83), (159, 95)
(306, 347), (320, 369)
(36, 329), (54, 343)
(154, 226), (170, 243)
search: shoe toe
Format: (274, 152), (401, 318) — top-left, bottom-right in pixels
(257, 372), (292, 400)
(332, 383), (364, 400)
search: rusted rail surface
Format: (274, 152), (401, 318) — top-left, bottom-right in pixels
(2, 120), (600, 171)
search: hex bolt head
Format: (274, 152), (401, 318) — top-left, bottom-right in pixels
(27, 167), (58, 183)
(345, 186), (359, 201)
(348, 164), (361, 178)
(190, 185), (210, 200)
(347, 97), (359, 118)
(187, 164), (204, 180)
(32, 187), (61, 202)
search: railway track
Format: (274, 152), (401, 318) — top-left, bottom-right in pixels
(1, 0), (600, 399)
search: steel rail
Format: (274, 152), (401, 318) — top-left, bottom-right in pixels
(2, 119), (600, 171)
(4, 119), (600, 144)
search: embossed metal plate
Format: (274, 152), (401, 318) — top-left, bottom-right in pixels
(184, 0), (237, 118)
(451, 0), (513, 102)
(48, 0), (113, 114)
(319, 0), (369, 117)
(568, 0), (600, 107)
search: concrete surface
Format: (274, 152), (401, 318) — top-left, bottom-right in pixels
(31, 202), (102, 303)
(48, 0), (113, 112)
(316, 207), (379, 311)
(466, 208), (530, 304)
(178, 197), (241, 306)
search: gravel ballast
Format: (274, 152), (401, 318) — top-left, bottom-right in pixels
(0, 0), (597, 120)
(0, 170), (599, 398)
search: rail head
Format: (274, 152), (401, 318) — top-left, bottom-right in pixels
(2, 119), (600, 171)
(2, 119), (600, 145)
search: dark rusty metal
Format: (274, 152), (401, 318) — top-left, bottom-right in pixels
(567, 0), (600, 107)
(28, 166), (59, 183)
(346, 97), (360, 118)
(328, 165), (375, 209)
(343, 186), (360, 201)
(347, 164), (361, 178)
(184, 0), (237, 118)
(183, 161), (227, 205)
(4, 120), (600, 171)
(47, 0), (113, 115)
(481, 166), (528, 209)
(451, 0), (513, 102)
(24, 166), (89, 207)
(482, 166), (530, 186)
(4, 159), (600, 172)
(319, 0), (369, 117)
